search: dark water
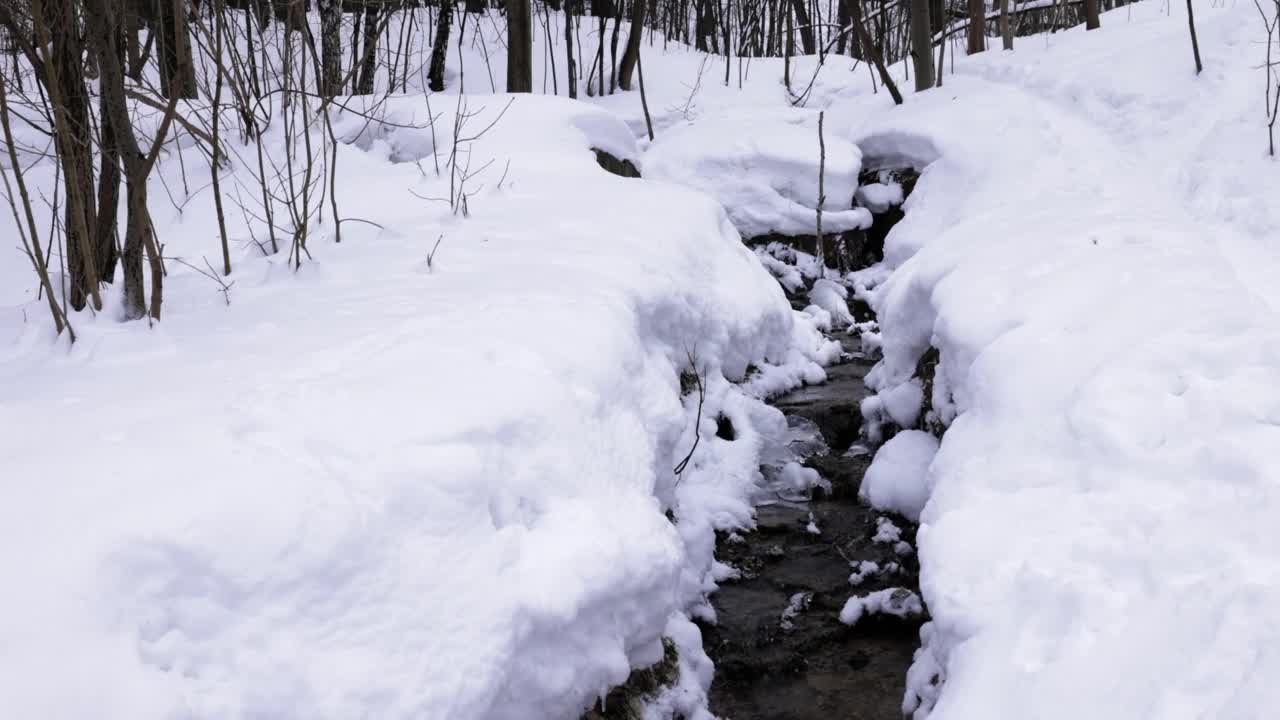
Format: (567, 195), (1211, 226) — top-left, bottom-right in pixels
(701, 337), (925, 720)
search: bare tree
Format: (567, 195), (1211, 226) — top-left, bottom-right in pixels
(319, 0), (344, 96)
(1000, 0), (1013, 50)
(967, 0), (985, 54)
(429, 0), (455, 91)
(618, 0), (646, 90)
(910, 0), (934, 90)
(1187, 0), (1203, 74)
(507, 0), (533, 91)
(1085, 0), (1100, 29)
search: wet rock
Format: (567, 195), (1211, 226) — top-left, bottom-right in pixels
(581, 638), (680, 720)
(593, 149), (641, 178)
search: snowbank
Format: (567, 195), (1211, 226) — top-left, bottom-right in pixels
(830, 4), (1280, 718)
(643, 108), (873, 238)
(860, 430), (939, 522)
(0, 94), (829, 718)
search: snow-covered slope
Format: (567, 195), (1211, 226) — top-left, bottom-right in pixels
(828, 5), (1280, 717)
(0, 94), (832, 718)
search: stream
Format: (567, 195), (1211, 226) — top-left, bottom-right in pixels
(701, 168), (925, 719)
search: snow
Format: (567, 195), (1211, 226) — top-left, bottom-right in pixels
(855, 181), (905, 214)
(848, 560), (881, 586)
(643, 108), (873, 239)
(807, 278), (855, 329)
(827, 3), (1280, 718)
(0, 90), (831, 718)
(838, 588), (924, 626)
(5, 1), (1280, 717)
(860, 430), (940, 522)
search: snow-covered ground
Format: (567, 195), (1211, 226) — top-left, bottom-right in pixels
(0, 92), (837, 717)
(4, 1), (1280, 718)
(830, 6), (1280, 718)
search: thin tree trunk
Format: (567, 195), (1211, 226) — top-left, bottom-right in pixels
(95, 85), (121, 283)
(429, 0), (454, 91)
(159, 0), (198, 98)
(358, 2), (382, 94)
(1000, 0), (1013, 49)
(508, 0), (533, 91)
(565, 1), (579, 98)
(36, 0), (102, 311)
(850, 0), (902, 104)
(967, 0), (985, 54)
(618, 0), (645, 90)
(1186, 0), (1203, 74)
(910, 0), (934, 91)
(320, 0), (343, 96)
(1085, 0), (1100, 29)
(791, 0), (815, 53)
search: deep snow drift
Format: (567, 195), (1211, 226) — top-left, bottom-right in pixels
(0, 92), (837, 717)
(828, 5), (1280, 719)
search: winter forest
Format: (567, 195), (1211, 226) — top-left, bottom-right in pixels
(2, 0), (1279, 717)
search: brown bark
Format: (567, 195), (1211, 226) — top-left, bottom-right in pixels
(320, 0), (344, 96)
(967, 0), (985, 54)
(910, 0), (934, 91)
(158, 0), (197, 98)
(790, 0), (815, 54)
(849, 0), (902, 104)
(507, 0), (532, 92)
(357, 1), (382, 95)
(429, 0), (454, 91)
(1000, 0), (1013, 49)
(617, 0), (646, 91)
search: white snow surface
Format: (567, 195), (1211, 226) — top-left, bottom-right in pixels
(4, 3), (1280, 718)
(860, 430), (940, 523)
(643, 108), (873, 238)
(838, 588), (924, 626)
(0, 93), (830, 718)
(829, 4), (1280, 718)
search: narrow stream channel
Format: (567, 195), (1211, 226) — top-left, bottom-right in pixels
(702, 168), (925, 719)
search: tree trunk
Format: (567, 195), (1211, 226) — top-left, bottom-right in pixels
(565, 1), (578, 98)
(849, 0), (902, 104)
(617, 0), (645, 90)
(95, 91), (121, 283)
(967, 0), (985, 54)
(83, 0), (169, 320)
(320, 0), (343, 96)
(1000, 0), (1013, 49)
(507, 0), (533, 91)
(158, 0), (197, 98)
(357, 1), (382, 94)
(1085, 0), (1100, 29)
(428, 0), (453, 91)
(40, 0), (101, 310)
(835, 0), (851, 54)
(790, 0), (815, 54)
(1186, 0), (1202, 74)
(910, 0), (934, 91)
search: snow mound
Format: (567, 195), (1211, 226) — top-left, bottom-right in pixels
(643, 108), (873, 238)
(808, 278), (854, 329)
(838, 588), (924, 626)
(833, 4), (1280, 718)
(860, 430), (940, 523)
(0, 94), (831, 719)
